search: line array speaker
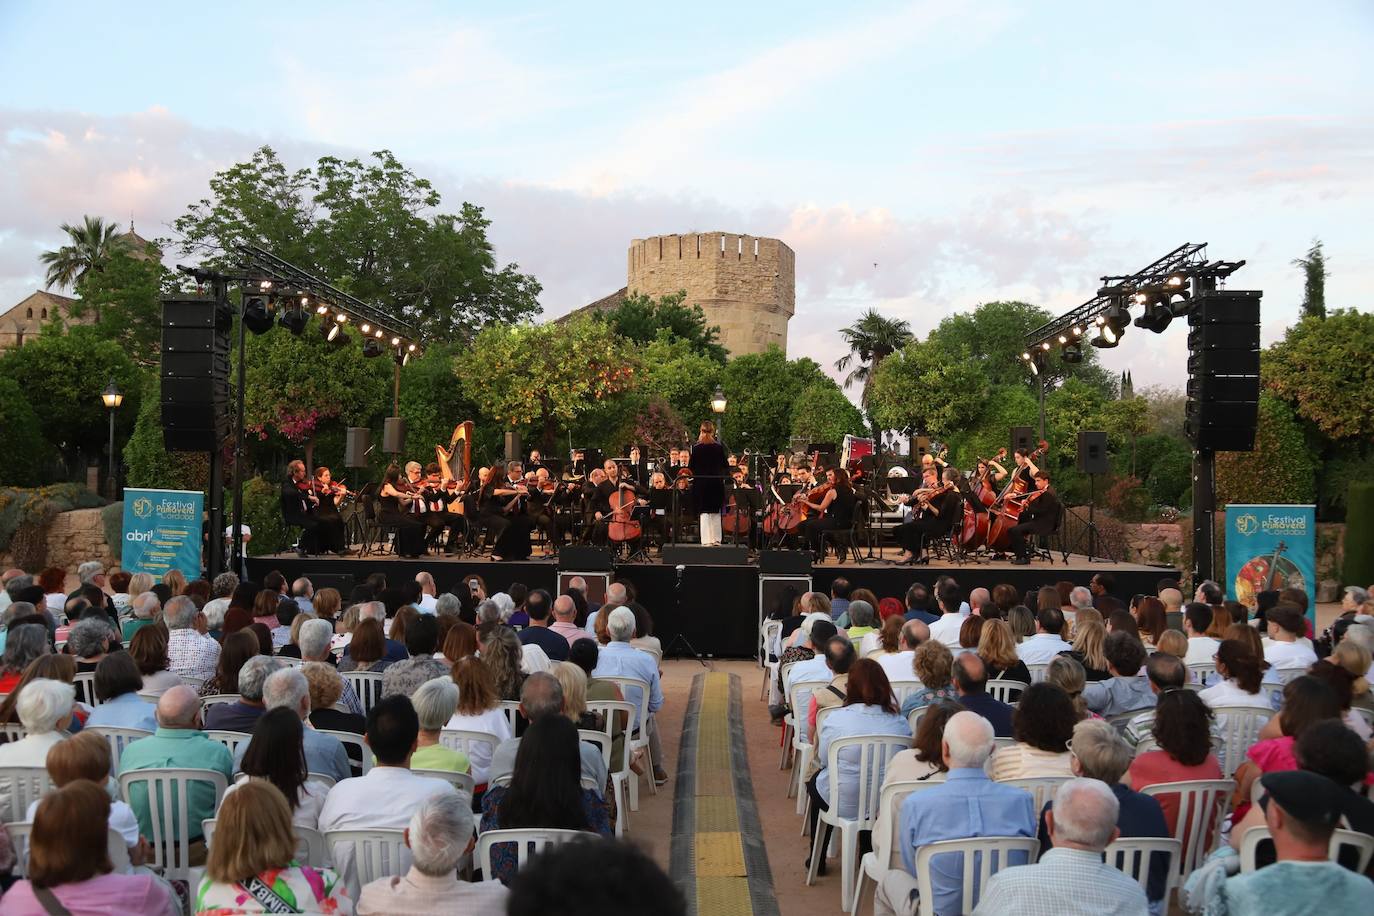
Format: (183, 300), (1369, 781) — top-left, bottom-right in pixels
(160, 296), (231, 452)
(1184, 290), (1262, 452)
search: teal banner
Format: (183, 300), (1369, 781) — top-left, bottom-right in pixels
(1225, 504), (1316, 626)
(121, 488), (204, 582)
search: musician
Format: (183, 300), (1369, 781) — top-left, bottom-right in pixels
(568, 449), (587, 481)
(724, 464), (760, 548)
(524, 466), (563, 551)
(798, 466), (856, 561)
(1008, 471), (1060, 565)
(418, 462), (466, 555)
(526, 450), (546, 475)
(280, 459), (321, 556)
(1011, 447), (1040, 492)
(490, 460), (539, 560)
(579, 467), (614, 545)
(667, 447), (684, 478)
(310, 466), (350, 555)
(961, 453), (1009, 516)
(893, 467), (962, 564)
(473, 465), (511, 548)
(688, 421), (729, 546)
(643, 471), (671, 545)
(378, 464), (426, 558)
(622, 446), (647, 488)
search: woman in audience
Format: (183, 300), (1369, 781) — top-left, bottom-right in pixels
(85, 652), (157, 731)
(302, 662), (365, 734)
(247, 622), (274, 656)
(439, 619), (478, 667)
(66, 617), (117, 674)
(1044, 656), (1093, 720)
(567, 639), (628, 767)
(879, 698), (960, 791)
(1198, 639), (1267, 708)
(0, 654), (80, 732)
(274, 612), (312, 659)
(956, 615), (983, 656)
(777, 612), (829, 691)
(221, 606), (253, 640)
(446, 657), (512, 786)
(1068, 605), (1102, 640)
(0, 679), (74, 768)
(479, 715), (612, 883)
(312, 587), (341, 628)
(24, 731), (149, 868)
(480, 624), (526, 701)
(1134, 597), (1168, 648)
(630, 605), (662, 657)
(553, 661), (594, 729)
(195, 780), (352, 914)
(249, 588), (279, 631)
(1209, 605), (1233, 639)
(977, 618), (1030, 684)
(1035, 585), (1060, 615)
(1231, 675), (1342, 819)
(900, 641), (956, 717)
(161, 569), (186, 598)
(224, 707), (331, 829)
(37, 567), (67, 619)
(1305, 659), (1370, 740)
(991, 682), (1076, 779)
(865, 614), (903, 660)
(388, 604), (419, 651)
(1128, 689), (1223, 832)
(338, 618), (387, 673)
(1068, 619), (1112, 681)
(409, 676), (471, 775)
(126, 625), (181, 698)
(0, 623), (50, 693)
(1006, 605), (1035, 643)
(1154, 629), (1189, 662)
(332, 602), (361, 647)
(200, 630), (258, 698)
(3, 780), (177, 915)
(1331, 638), (1374, 717)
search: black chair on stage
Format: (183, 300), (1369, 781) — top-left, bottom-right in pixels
(1031, 501), (1065, 564)
(360, 493), (397, 557)
(823, 498), (868, 564)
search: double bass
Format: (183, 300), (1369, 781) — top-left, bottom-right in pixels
(723, 480), (752, 536)
(959, 449), (1006, 550)
(607, 483), (641, 542)
(986, 440), (1048, 551)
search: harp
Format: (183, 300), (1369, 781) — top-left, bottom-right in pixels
(436, 421), (475, 513)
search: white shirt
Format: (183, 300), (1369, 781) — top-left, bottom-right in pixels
(878, 650), (917, 685)
(1264, 639), (1317, 670)
(224, 774), (330, 830)
(27, 796), (141, 848)
(1198, 679), (1266, 709)
(443, 708), (513, 784)
(928, 612), (968, 649)
(784, 654), (832, 695)
(1016, 632), (1073, 665)
(1185, 636), (1220, 666)
(417, 594), (437, 614)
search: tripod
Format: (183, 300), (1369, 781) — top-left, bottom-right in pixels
(1060, 473), (1117, 563)
(662, 564), (710, 667)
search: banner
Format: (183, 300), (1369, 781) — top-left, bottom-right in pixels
(122, 488), (204, 581)
(1225, 504), (1316, 626)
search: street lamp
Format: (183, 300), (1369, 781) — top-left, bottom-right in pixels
(710, 386), (727, 442)
(101, 378), (123, 498)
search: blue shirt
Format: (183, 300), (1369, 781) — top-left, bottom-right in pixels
(1083, 676), (1156, 717)
(829, 598), (850, 622)
(592, 641), (663, 715)
(897, 768), (1036, 916)
(815, 704), (911, 816)
(86, 693), (158, 733)
(955, 692), (1014, 737)
(905, 608), (939, 625)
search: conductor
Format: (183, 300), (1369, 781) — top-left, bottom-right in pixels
(688, 420), (728, 546)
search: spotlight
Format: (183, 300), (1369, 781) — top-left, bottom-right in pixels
(242, 296), (275, 335)
(321, 319), (342, 343)
(1028, 357), (1040, 377)
(1166, 273), (1186, 288)
(374, 329), (384, 339)
(1040, 342), (1051, 351)
(258, 280), (273, 292)
(1062, 342), (1084, 363)
(395, 348), (411, 367)
(1021, 352), (1031, 361)
(1090, 323), (1119, 349)
(334, 313), (348, 324)
(1133, 291), (1173, 333)
(1071, 326), (1083, 337)
(359, 323), (371, 334)
(315, 303), (329, 315)
(1103, 301), (1131, 331)
(362, 338), (385, 358)
(407, 343), (417, 353)
(278, 304), (308, 335)
(1057, 334), (1068, 344)
(391, 336), (401, 347)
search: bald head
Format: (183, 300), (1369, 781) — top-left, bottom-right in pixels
(1159, 588), (1183, 611)
(900, 620), (929, 650)
(568, 577), (587, 594)
(606, 583), (628, 606)
(943, 710), (995, 768)
(553, 595), (576, 621)
(156, 685), (201, 729)
(953, 652), (988, 695)
(969, 588), (990, 612)
(1048, 778), (1121, 851)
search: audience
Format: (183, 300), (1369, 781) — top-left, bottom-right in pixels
(0, 623), (50, 693)
(504, 836), (685, 916)
(409, 676), (471, 775)
(0, 679), (74, 769)
(1082, 632), (1152, 716)
(486, 672), (607, 797)
(304, 661), (366, 734)
(1016, 607), (1073, 665)
(237, 667), (350, 782)
(85, 651), (157, 732)
(951, 653), (1013, 736)
(871, 699), (961, 870)
(25, 730), (148, 867)
(126, 625), (181, 697)
(517, 589), (569, 662)
(445, 657), (513, 785)
(927, 585), (967, 649)
(440, 619), (479, 666)
(1263, 604), (1318, 671)
(1069, 620), (1111, 680)
(592, 607), (666, 785)
(876, 619), (925, 686)
(1121, 652), (1187, 745)
(1044, 655), (1093, 720)
(991, 682), (1076, 779)
(808, 636), (857, 740)
(900, 640), (956, 717)
(382, 615), (450, 699)
(976, 618), (1030, 685)
(1127, 689), (1222, 836)
(1230, 674), (1343, 825)
(164, 595), (220, 683)
(1199, 638), (1268, 709)
(204, 654), (280, 732)
(225, 706), (332, 829)
(339, 618), (389, 673)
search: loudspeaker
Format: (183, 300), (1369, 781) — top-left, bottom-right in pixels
(1010, 426), (1035, 456)
(913, 436), (931, 459)
(160, 296), (231, 452)
(383, 417), (406, 454)
(504, 431), (522, 462)
(1184, 290), (1262, 454)
(1185, 421), (1256, 452)
(1077, 430), (1109, 475)
(759, 550), (813, 575)
(558, 546), (614, 571)
(662, 545), (750, 566)
(344, 428), (372, 468)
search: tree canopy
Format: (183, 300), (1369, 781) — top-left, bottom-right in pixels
(1263, 309), (1374, 441)
(595, 291), (726, 363)
(39, 215), (134, 291)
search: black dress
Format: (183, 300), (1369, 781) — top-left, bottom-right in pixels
(378, 492), (426, 557)
(688, 441), (728, 513)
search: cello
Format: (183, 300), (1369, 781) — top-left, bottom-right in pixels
(607, 483), (642, 543)
(723, 483), (751, 537)
(958, 449), (1006, 550)
(986, 440), (1048, 551)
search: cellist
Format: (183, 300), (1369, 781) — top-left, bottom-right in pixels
(1010, 447), (1040, 493)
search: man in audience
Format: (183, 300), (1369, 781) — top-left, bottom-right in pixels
(1016, 607), (1073, 664)
(291, 577), (315, 614)
(952, 653), (1013, 736)
(414, 572), (439, 614)
(1122, 652), (1186, 746)
(811, 637), (856, 736)
(1068, 586), (1094, 626)
(486, 672), (607, 794)
(204, 655), (280, 731)
(120, 685), (233, 849)
(318, 695), (459, 898)
(1159, 587), (1184, 631)
(1183, 603), (1220, 665)
(518, 589), (569, 662)
(356, 791), (507, 914)
(1090, 572), (1115, 600)
(1264, 605), (1319, 670)
(233, 667), (351, 782)
(550, 594), (587, 646)
(348, 600), (408, 664)
(927, 584), (967, 649)
(878, 711), (1036, 916)
(878, 620), (926, 684)
(382, 616), (450, 698)
(594, 607), (667, 785)
(582, 582), (629, 637)
(903, 583), (937, 625)
(1082, 633), (1153, 717)
(164, 595), (220, 683)
(504, 837), (687, 916)
(0, 568), (21, 615)
(829, 577), (852, 623)
(122, 591), (160, 641)
(974, 778), (1149, 915)
(784, 620), (839, 695)
(565, 576), (599, 621)
(1194, 579), (1223, 608)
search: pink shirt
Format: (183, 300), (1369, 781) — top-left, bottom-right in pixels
(1128, 750), (1223, 838)
(2, 872), (178, 916)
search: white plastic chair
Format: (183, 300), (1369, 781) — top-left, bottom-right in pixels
(584, 699), (635, 835)
(499, 699), (523, 733)
(906, 705), (928, 736)
(414, 768), (476, 797)
(204, 817), (331, 866)
(1000, 776), (1071, 815)
(1238, 825), (1374, 873)
(912, 836), (1039, 916)
(1209, 705), (1274, 775)
(0, 721), (26, 743)
(600, 675), (656, 806)
(1140, 778), (1234, 879)
(805, 734), (910, 911)
(851, 778), (945, 913)
(6, 823), (128, 878)
(1025, 663), (1049, 683)
(782, 679), (830, 793)
(204, 730), (253, 761)
(760, 619), (783, 701)
(888, 679), (922, 707)
(798, 705), (843, 822)
(342, 671), (384, 715)
(1186, 662), (1216, 684)
(73, 671), (102, 707)
(200, 693), (241, 709)
(118, 767), (228, 881)
(1104, 836), (1179, 903)
(475, 827), (586, 880)
(86, 725), (153, 774)
(0, 766), (53, 823)
(438, 729), (499, 777)
(986, 679), (1024, 704)
(325, 827), (410, 889)
(318, 728), (372, 776)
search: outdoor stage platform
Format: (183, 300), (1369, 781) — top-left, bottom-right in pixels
(245, 552), (1178, 660)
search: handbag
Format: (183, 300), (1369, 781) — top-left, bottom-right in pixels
(32, 888), (73, 916)
(238, 874), (297, 914)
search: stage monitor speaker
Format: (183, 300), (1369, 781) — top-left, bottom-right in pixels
(558, 546), (614, 571)
(344, 428), (372, 468)
(759, 550), (813, 575)
(914, 436), (932, 459)
(505, 431), (522, 462)
(1010, 426), (1035, 456)
(663, 545), (750, 566)
(1077, 430), (1109, 475)
(383, 417), (406, 454)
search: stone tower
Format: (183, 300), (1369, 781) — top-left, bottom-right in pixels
(626, 233), (795, 356)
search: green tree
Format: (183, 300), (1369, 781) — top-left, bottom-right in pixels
(1216, 394), (1317, 506)
(948, 384), (1040, 470)
(834, 310), (914, 414)
(597, 291), (726, 363)
(71, 250), (168, 365)
(122, 373), (208, 491)
(0, 378), (51, 485)
(1264, 309), (1374, 441)
(398, 343), (501, 473)
(1093, 395), (1152, 475)
(867, 342), (991, 442)
(1132, 432), (1193, 507)
(39, 215), (134, 292)
(790, 381), (867, 445)
(715, 347), (830, 453)
(638, 335), (724, 426)
(1292, 238), (1328, 320)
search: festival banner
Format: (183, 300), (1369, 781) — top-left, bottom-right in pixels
(1225, 504), (1316, 626)
(121, 488), (204, 581)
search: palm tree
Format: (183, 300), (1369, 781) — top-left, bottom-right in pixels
(834, 309), (914, 406)
(39, 215), (133, 291)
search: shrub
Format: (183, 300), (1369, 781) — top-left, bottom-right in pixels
(1215, 394), (1316, 507)
(241, 476), (291, 556)
(0, 378), (52, 486)
(1344, 482), (1374, 589)
(101, 502), (124, 563)
(0, 485), (106, 568)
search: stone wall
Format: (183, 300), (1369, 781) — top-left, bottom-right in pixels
(1121, 522), (1184, 566)
(627, 233), (795, 356)
(0, 508), (115, 571)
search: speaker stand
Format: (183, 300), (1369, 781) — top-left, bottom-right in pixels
(1061, 474), (1117, 563)
(665, 565), (711, 668)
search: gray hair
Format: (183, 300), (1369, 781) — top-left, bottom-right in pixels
(2, 624), (49, 672)
(291, 577), (313, 598)
(1051, 778), (1120, 850)
(1345, 586), (1370, 606)
(412, 677), (459, 730)
(298, 618), (333, 659)
(67, 617), (114, 658)
(606, 583), (628, 606)
(476, 600), (502, 625)
(490, 592), (515, 621)
(1, 601), (34, 628)
(238, 655), (282, 701)
(263, 667), (310, 715)
(163, 595), (199, 630)
(408, 792), (474, 876)
(848, 600), (876, 628)
(1343, 624), (1374, 654)
(211, 572), (240, 599)
(5, 574), (34, 601)
(156, 685), (201, 729)
(434, 593), (462, 616)
(17, 679), (75, 733)
(944, 710), (995, 768)
(1070, 586), (1094, 610)
(131, 591), (161, 620)
(607, 606), (635, 642)
(77, 561), (105, 584)
(1068, 719), (1134, 784)
(359, 601), (386, 623)
(202, 598), (230, 631)
(520, 671), (564, 720)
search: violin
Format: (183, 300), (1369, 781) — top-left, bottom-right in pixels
(913, 482), (955, 515)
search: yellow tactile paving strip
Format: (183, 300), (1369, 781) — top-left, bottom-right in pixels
(691, 672), (754, 915)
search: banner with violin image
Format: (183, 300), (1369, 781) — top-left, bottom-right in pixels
(1226, 504), (1316, 627)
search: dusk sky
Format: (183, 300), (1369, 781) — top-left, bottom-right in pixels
(2, 0), (1370, 393)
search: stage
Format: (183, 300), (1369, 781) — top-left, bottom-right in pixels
(246, 549), (1177, 659)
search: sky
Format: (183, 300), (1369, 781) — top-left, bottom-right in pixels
(1, 0), (1371, 395)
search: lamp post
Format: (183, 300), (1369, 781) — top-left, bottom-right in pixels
(100, 378), (123, 498)
(710, 385), (727, 443)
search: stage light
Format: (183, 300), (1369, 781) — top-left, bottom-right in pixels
(407, 342), (417, 352)
(1103, 301), (1131, 331)
(1166, 273), (1186, 288)
(1090, 322), (1119, 348)
(1072, 326), (1083, 336)
(258, 280), (272, 292)
(1028, 358), (1040, 376)
(242, 296), (275, 335)
(334, 313), (347, 323)
(321, 318), (342, 342)
(1062, 342), (1083, 363)
(359, 322), (371, 334)
(362, 338), (385, 358)
(1058, 334), (1068, 344)
(315, 303), (329, 315)
(1040, 342), (1051, 351)
(1133, 292), (1149, 306)
(390, 336), (401, 347)
(279, 304), (308, 335)
(374, 329), (384, 339)
(1134, 290), (1173, 333)
(1021, 351), (1031, 361)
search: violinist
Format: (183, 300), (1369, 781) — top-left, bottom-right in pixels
(379, 464), (426, 558)
(1008, 470), (1059, 565)
(280, 459), (321, 556)
(893, 467), (962, 564)
(526, 450), (546, 475)
(471, 466), (511, 548)
(525, 466), (563, 551)
(418, 462), (466, 555)
(798, 466), (855, 561)
(310, 466), (351, 555)
(643, 470), (671, 546)
(491, 460), (539, 561)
